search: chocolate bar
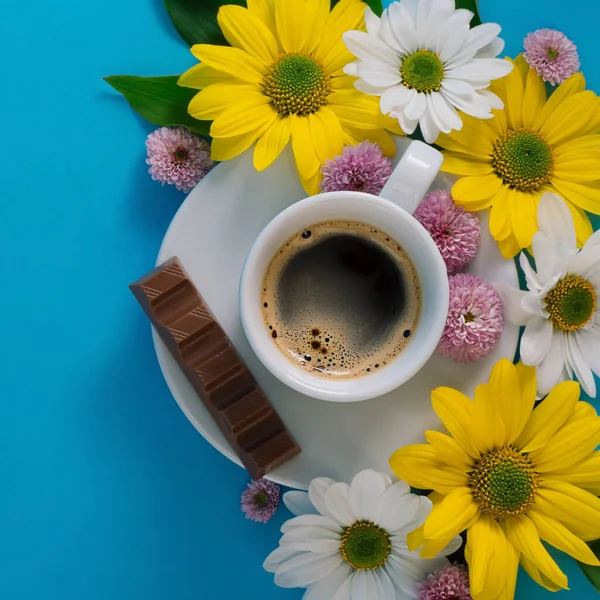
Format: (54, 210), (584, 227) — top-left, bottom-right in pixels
(130, 258), (300, 479)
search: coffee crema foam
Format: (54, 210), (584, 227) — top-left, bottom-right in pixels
(261, 220), (421, 379)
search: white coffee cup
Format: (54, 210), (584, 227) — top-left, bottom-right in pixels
(240, 141), (448, 402)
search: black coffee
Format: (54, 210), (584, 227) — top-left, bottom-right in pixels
(261, 220), (421, 378)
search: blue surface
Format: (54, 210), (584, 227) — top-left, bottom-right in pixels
(1, 0), (598, 598)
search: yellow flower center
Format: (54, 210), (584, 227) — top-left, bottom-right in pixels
(491, 128), (554, 192)
(469, 445), (539, 519)
(545, 275), (597, 331)
(340, 521), (391, 570)
(262, 53), (331, 116)
(401, 50), (445, 93)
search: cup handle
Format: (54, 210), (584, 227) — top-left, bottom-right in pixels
(379, 140), (444, 215)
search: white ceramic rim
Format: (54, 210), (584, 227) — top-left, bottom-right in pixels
(239, 190), (450, 403)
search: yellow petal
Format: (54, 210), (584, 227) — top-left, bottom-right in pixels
(389, 444), (469, 494)
(553, 134), (600, 159)
(503, 514), (568, 590)
(431, 387), (479, 458)
(191, 44), (265, 84)
(424, 487), (479, 540)
(535, 480), (600, 541)
(329, 89), (384, 130)
(502, 60), (525, 130)
(545, 451), (600, 495)
(406, 523), (426, 552)
(343, 127), (397, 157)
(509, 189), (539, 250)
(551, 178), (600, 215)
(467, 515), (503, 597)
(442, 152), (493, 176)
(425, 430), (472, 470)
(274, 0), (311, 53)
(309, 107), (344, 164)
(290, 115), (320, 178)
(540, 91), (599, 147)
(178, 63), (232, 90)
(253, 117), (291, 171)
(554, 154), (600, 182)
(305, 0), (330, 54)
(440, 119), (495, 157)
(298, 168), (322, 196)
(533, 72), (586, 131)
(316, 0), (365, 66)
(489, 359), (535, 443)
(560, 195), (594, 246)
(529, 414), (600, 472)
(471, 383), (506, 452)
(520, 555), (564, 592)
(488, 188), (512, 240)
(515, 380), (580, 452)
(210, 99), (275, 138)
(217, 5), (278, 64)
(323, 39), (361, 74)
(246, 0), (276, 32)
(522, 66), (547, 129)
(210, 127), (267, 162)
(452, 174), (504, 209)
(529, 509), (600, 566)
(188, 82), (261, 120)
(498, 232), (522, 259)
(513, 53), (530, 83)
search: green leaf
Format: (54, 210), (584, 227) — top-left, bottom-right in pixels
(104, 75), (210, 136)
(164, 0), (245, 47)
(331, 0), (383, 16)
(455, 0), (482, 27)
(578, 540), (600, 592)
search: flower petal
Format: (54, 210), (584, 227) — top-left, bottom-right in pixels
(451, 174), (503, 209)
(254, 117), (292, 171)
(544, 450), (600, 494)
(284, 491), (318, 516)
(424, 487), (479, 541)
(425, 430), (472, 469)
(308, 107), (344, 164)
(274, 0), (310, 53)
(374, 480), (411, 531)
(303, 562), (353, 600)
(536, 192), (578, 254)
(533, 72), (586, 131)
(273, 551), (344, 588)
(351, 568), (396, 600)
(540, 91), (599, 147)
(386, 493), (432, 535)
(178, 63), (231, 90)
(291, 115), (320, 178)
(520, 316), (553, 367)
(566, 333), (596, 397)
(509, 189), (538, 250)
(522, 64), (547, 129)
(516, 380), (580, 452)
(317, 0), (365, 65)
(325, 482), (356, 527)
(348, 470), (388, 522)
(210, 99), (275, 137)
(329, 89), (386, 129)
(191, 44), (265, 83)
(342, 30), (399, 67)
(467, 514), (505, 597)
(494, 283), (532, 326)
(442, 152), (491, 176)
(308, 477), (337, 519)
(210, 129), (266, 162)
(281, 514), (343, 534)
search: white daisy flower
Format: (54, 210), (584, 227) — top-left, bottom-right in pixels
(495, 192), (600, 398)
(264, 469), (462, 600)
(342, 0), (513, 143)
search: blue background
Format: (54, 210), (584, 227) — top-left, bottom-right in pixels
(1, 0), (598, 597)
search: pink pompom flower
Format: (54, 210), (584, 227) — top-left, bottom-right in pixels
(145, 126), (215, 193)
(523, 29), (580, 85)
(418, 562), (472, 600)
(320, 142), (392, 195)
(438, 273), (504, 363)
(414, 190), (480, 274)
(241, 479), (280, 523)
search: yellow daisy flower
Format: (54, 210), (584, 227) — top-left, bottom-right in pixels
(178, 0), (402, 195)
(436, 55), (600, 258)
(390, 358), (600, 600)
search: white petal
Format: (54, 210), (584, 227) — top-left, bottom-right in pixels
(274, 552), (344, 589)
(399, 0), (419, 22)
(419, 100), (441, 143)
(436, 10), (473, 61)
(477, 89), (504, 110)
(354, 78), (388, 96)
(264, 545), (303, 572)
(444, 23), (502, 69)
(351, 569), (395, 600)
(284, 491), (318, 517)
(430, 91), (463, 132)
(445, 57), (513, 82)
(532, 231), (561, 284)
(356, 60), (401, 87)
(343, 30), (400, 67)
(536, 193), (577, 256)
(404, 91), (427, 121)
(376, 481), (413, 531)
(309, 477), (337, 519)
(424, 93), (448, 137)
(424, 0), (456, 49)
(331, 572), (353, 600)
(413, 0), (432, 41)
(441, 87), (493, 120)
(380, 85), (414, 114)
(576, 330), (600, 382)
(387, 493), (432, 535)
(282, 514), (342, 534)
(280, 526), (341, 554)
(494, 283), (532, 326)
(363, 6), (381, 36)
(385, 554), (425, 598)
(519, 253), (543, 292)
(476, 37), (505, 58)
(583, 228), (600, 250)
(441, 78), (474, 96)
(303, 563), (353, 600)
(396, 110), (419, 135)
(567, 334), (596, 397)
(536, 329), (566, 396)
(325, 483), (357, 527)
(349, 470), (388, 522)
(438, 535), (464, 557)
(343, 60), (360, 77)
(381, 5), (415, 55)
(570, 246), (600, 278)
(520, 316), (553, 366)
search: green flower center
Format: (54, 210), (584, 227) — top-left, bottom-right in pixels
(257, 493), (267, 506)
(401, 50), (445, 93)
(491, 128), (554, 192)
(340, 522), (391, 570)
(262, 53), (330, 116)
(174, 148), (188, 161)
(469, 445), (539, 520)
(547, 48), (559, 60)
(545, 275), (596, 331)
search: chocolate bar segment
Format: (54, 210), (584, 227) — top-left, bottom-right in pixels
(130, 258), (300, 479)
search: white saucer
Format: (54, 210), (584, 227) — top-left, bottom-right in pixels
(154, 137), (519, 490)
